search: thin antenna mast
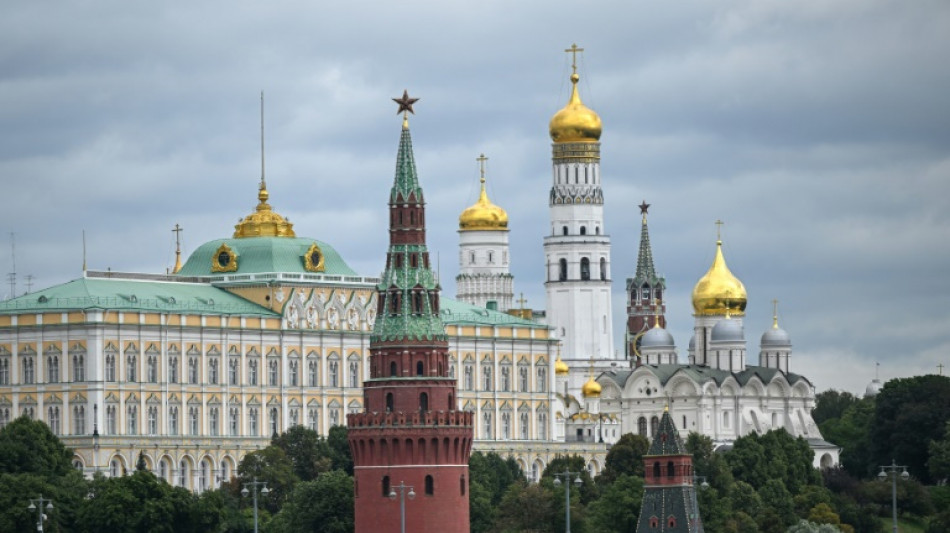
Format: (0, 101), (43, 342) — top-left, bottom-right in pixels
(7, 233), (16, 298)
(261, 91), (266, 187)
(82, 230), (87, 273)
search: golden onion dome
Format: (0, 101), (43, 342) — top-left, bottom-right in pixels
(459, 177), (508, 231)
(233, 180), (296, 238)
(581, 376), (602, 398)
(555, 356), (570, 376)
(549, 73), (602, 143)
(692, 239), (747, 316)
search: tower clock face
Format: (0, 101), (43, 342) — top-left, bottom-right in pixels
(218, 251), (231, 267)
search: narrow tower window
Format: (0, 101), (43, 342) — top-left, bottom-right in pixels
(580, 258), (590, 280)
(419, 393), (428, 412)
(390, 362), (397, 377)
(416, 361), (424, 376)
(425, 475), (434, 495)
(562, 226), (568, 236)
(580, 226), (586, 235)
(558, 259), (567, 281)
(600, 257), (607, 280)
(386, 393), (394, 412)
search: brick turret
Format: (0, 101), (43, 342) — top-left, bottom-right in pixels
(348, 108), (473, 533)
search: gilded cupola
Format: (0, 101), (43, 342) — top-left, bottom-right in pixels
(692, 234), (747, 316)
(459, 154), (509, 231)
(581, 376), (602, 398)
(555, 355), (570, 376)
(233, 179), (296, 238)
(549, 49), (602, 144)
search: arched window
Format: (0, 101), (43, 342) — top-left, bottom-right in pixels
(558, 259), (567, 281)
(386, 393), (394, 412)
(382, 475), (391, 497)
(580, 258), (590, 280)
(390, 361), (398, 377)
(651, 416), (660, 436)
(600, 258), (607, 281)
(419, 393), (428, 412)
(562, 226), (568, 236)
(416, 361), (424, 376)
(580, 226), (586, 235)
(667, 461), (675, 478)
(638, 417), (647, 436)
(653, 461), (660, 479)
(425, 475), (434, 495)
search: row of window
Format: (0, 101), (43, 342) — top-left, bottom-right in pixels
(558, 225), (601, 236)
(554, 163), (598, 186)
(481, 410), (548, 440)
(1, 355), (358, 388)
(460, 364), (547, 393)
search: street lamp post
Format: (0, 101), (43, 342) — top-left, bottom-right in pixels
(27, 495), (54, 532)
(552, 470), (583, 533)
(388, 481), (416, 533)
(241, 477), (270, 533)
(878, 460), (909, 533)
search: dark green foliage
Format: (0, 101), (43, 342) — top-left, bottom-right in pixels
(326, 425), (354, 475)
(237, 446), (298, 514)
(0, 416), (75, 478)
(469, 478), (495, 533)
(469, 451), (525, 532)
(586, 474), (643, 533)
(76, 470), (202, 533)
(758, 478), (797, 528)
(266, 470), (354, 533)
(927, 421), (950, 483)
(926, 510), (950, 533)
(271, 425), (333, 481)
(598, 433), (648, 483)
(729, 480), (763, 518)
(814, 390), (861, 425)
(870, 375), (950, 483)
(727, 429), (821, 493)
(695, 485), (732, 532)
(820, 396), (876, 478)
(491, 480), (556, 533)
(541, 454), (598, 505)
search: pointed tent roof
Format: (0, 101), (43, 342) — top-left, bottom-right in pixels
(646, 409), (689, 456)
(390, 124), (423, 202)
(629, 204), (665, 289)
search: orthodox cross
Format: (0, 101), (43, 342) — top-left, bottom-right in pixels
(172, 224), (183, 253)
(477, 153), (488, 184)
(772, 299), (779, 326)
(564, 43), (584, 74)
(516, 292), (528, 310)
(715, 219), (724, 241)
(939, 363), (945, 376)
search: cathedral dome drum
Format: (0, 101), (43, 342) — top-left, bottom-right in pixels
(549, 73), (602, 143)
(710, 318), (744, 343)
(641, 324), (675, 348)
(692, 239), (747, 316)
(761, 324), (791, 346)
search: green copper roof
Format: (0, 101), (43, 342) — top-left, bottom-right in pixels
(177, 237), (356, 277)
(390, 125), (423, 202)
(0, 277), (277, 316)
(439, 298), (541, 328)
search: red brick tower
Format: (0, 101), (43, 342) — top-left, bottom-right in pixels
(347, 93), (474, 533)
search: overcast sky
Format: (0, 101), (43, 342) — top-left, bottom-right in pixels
(2, 0), (948, 394)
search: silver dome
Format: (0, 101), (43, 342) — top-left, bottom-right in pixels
(865, 378), (882, 397)
(761, 326), (791, 347)
(710, 318), (744, 343)
(688, 334), (696, 351)
(641, 326), (675, 348)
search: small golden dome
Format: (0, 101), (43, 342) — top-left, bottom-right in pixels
(459, 177), (508, 231)
(555, 356), (570, 376)
(581, 376), (602, 398)
(692, 239), (747, 316)
(549, 73), (602, 143)
(233, 180), (296, 239)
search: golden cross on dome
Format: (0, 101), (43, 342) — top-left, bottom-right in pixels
(772, 299), (779, 328)
(516, 292), (528, 309)
(477, 153), (488, 184)
(171, 223), (184, 274)
(715, 219), (724, 241)
(564, 43), (584, 75)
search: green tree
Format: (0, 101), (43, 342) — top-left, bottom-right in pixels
(76, 470), (204, 533)
(490, 480), (555, 533)
(0, 416), (75, 478)
(541, 454), (598, 505)
(814, 390), (860, 425)
(266, 470), (354, 533)
(238, 446), (298, 514)
(729, 480), (762, 518)
(727, 430), (820, 493)
(598, 433), (648, 483)
(787, 520), (845, 533)
(926, 510), (950, 533)
(757, 479), (796, 528)
(820, 397), (876, 478)
(271, 425), (333, 481)
(870, 375), (950, 483)
(586, 474), (643, 533)
(927, 420), (950, 483)
(695, 486), (732, 533)
(469, 478), (495, 533)
(794, 485), (833, 519)
(326, 425), (353, 475)
(469, 452), (523, 507)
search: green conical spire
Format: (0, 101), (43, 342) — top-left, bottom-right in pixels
(632, 202), (665, 289)
(391, 125), (424, 202)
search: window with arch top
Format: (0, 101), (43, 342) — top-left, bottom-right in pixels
(425, 475), (434, 495)
(580, 257), (590, 280)
(558, 259), (567, 281)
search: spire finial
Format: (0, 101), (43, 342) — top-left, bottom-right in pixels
(172, 224), (183, 274)
(772, 298), (779, 329)
(715, 219), (724, 243)
(639, 200), (650, 224)
(258, 91), (270, 207)
(565, 43), (584, 77)
(516, 292), (527, 310)
(393, 90), (419, 129)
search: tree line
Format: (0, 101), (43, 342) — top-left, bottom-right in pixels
(1, 374), (947, 532)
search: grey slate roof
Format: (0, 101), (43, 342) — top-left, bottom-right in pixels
(601, 364), (812, 390)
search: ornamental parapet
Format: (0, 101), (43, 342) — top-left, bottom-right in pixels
(347, 409), (474, 429)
